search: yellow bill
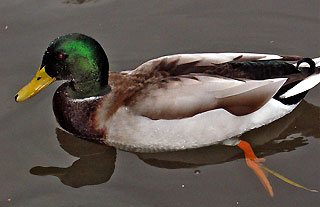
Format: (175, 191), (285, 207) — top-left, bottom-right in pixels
(15, 66), (56, 102)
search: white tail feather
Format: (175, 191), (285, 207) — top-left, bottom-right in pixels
(313, 57), (320, 67)
(281, 57), (320, 99)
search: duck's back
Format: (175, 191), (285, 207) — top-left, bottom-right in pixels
(126, 53), (318, 119)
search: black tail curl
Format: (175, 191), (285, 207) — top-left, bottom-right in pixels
(296, 58), (315, 74)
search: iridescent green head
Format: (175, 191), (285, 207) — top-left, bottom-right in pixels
(43, 33), (108, 83)
(16, 33), (110, 101)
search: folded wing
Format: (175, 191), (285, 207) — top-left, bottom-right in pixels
(129, 74), (286, 119)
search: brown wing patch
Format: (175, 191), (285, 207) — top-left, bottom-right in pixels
(217, 87), (272, 116)
(279, 55), (303, 61)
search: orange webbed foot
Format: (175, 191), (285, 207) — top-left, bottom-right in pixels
(237, 140), (274, 197)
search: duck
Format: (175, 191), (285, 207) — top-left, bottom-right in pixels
(15, 33), (320, 152)
(15, 33), (320, 196)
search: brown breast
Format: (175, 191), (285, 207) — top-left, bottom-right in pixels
(52, 83), (104, 140)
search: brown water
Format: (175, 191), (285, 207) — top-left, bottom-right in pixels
(1, 0), (319, 206)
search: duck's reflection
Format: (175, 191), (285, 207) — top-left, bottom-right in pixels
(30, 129), (116, 188)
(30, 100), (319, 188)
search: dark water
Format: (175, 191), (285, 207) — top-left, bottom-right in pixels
(1, 0), (319, 206)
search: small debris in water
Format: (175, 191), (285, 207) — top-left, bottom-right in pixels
(194, 170), (201, 175)
(236, 201), (239, 205)
(270, 40), (274, 44)
(8, 198), (11, 201)
(4, 25), (8, 30)
(181, 184), (185, 188)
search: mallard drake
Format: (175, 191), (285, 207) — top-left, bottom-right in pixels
(15, 33), (320, 153)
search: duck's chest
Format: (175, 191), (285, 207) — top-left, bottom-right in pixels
(52, 83), (104, 139)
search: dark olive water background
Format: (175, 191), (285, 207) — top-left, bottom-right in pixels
(1, 0), (319, 206)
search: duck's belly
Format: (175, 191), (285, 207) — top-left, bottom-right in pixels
(104, 99), (298, 152)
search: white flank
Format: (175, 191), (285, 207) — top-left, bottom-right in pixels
(104, 99), (298, 152)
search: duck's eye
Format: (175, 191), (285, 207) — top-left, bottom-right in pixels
(58, 54), (64, 59)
